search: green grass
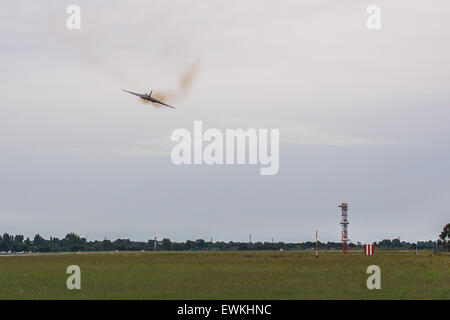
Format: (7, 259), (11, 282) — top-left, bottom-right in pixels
(0, 251), (448, 299)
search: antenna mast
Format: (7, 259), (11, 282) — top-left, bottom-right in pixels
(339, 203), (349, 254)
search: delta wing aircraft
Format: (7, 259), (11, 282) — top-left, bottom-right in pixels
(122, 90), (175, 108)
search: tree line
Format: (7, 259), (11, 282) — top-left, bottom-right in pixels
(0, 231), (444, 253)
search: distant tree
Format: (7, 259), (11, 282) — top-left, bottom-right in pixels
(102, 239), (114, 251)
(392, 238), (401, 247)
(24, 237), (32, 248)
(33, 234), (45, 246)
(112, 239), (132, 251)
(254, 242), (265, 250)
(0, 239), (7, 251)
(195, 239), (206, 250)
(171, 242), (184, 251)
(12, 242), (28, 252)
(0, 232), (442, 252)
(439, 223), (450, 247)
(3, 233), (12, 245)
(161, 238), (172, 250)
(238, 243), (249, 250)
(379, 239), (392, 248)
(63, 232), (84, 251)
(147, 239), (156, 251)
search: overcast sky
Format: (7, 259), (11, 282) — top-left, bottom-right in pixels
(1, 1), (449, 243)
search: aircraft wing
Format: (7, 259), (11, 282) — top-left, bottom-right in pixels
(154, 100), (176, 109)
(122, 89), (146, 99)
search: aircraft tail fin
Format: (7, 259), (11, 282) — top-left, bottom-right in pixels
(149, 90), (152, 97)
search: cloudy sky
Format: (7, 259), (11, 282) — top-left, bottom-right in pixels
(1, 1), (449, 243)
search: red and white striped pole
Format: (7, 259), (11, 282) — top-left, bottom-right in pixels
(364, 243), (374, 255)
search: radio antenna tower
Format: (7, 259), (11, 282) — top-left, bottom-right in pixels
(339, 203), (349, 254)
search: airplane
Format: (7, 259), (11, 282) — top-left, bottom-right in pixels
(122, 90), (175, 109)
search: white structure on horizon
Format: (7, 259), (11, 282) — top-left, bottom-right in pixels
(339, 202), (349, 254)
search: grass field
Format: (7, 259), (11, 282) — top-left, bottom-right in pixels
(0, 250), (448, 299)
